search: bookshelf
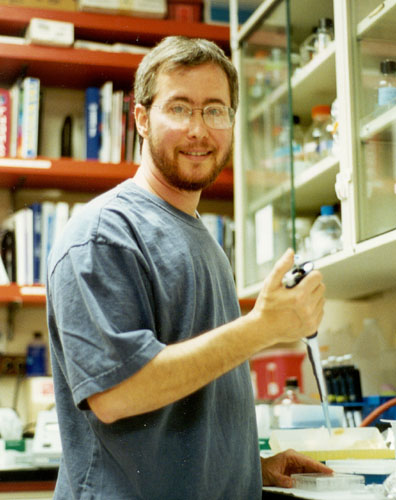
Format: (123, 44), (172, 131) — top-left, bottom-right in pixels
(0, 285), (255, 311)
(0, 7), (238, 308)
(0, 6), (230, 50)
(0, 158), (233, 197)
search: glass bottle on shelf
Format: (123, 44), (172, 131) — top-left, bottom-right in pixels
(292, 115), (306, 175)
(309, 205), (342, 260)
(314, 17), (334, 54)
(303, 105), (332, 165)
(271, 377), (315, 429)
(377, 59), (396, 108)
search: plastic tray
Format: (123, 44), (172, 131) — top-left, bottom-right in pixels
(291, 472), (365, 491)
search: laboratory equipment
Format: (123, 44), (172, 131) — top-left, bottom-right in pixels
(283, 259), (332, 434)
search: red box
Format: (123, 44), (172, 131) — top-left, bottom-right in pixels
(167, 0), (202, 22)
(250, 350), (306, 400)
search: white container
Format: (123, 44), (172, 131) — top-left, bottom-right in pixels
(309, 205), (342, 260)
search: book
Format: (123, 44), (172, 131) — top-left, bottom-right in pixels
(21, 76), (41, 158)
(0, 227), (16, 283)
(53, 201), (69, 245)
(110, 89), (123, 164)
(39, 201), (56, 284)
(9, 79), (22, 158)
(124, 91), (135, 162)
(99, 81), (113, 163)
(85, 86), (101, 160)
(0, 254), (10, 285)
(0, 88), (11, 158)
(13, 208), (34, 285)
(31, 202), (42, 284)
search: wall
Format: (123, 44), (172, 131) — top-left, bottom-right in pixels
(302, 288), (396, 399)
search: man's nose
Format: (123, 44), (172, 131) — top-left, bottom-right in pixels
(186, 109), (208, 138)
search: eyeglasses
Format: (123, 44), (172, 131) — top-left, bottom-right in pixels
(150, 102), (235, 130)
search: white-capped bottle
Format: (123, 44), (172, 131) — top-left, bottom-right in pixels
(309, 205), (342, 260)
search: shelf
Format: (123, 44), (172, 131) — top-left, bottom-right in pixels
(291, 42), (336, 121)
(294, 156), (339, 212)
(245, 155), (339, 216)
(0, 284), (46, 305)
(0, 157), (234, 199)
(360, 103), (396, 141)
(318, 228), (396, 299)
(357, 0), (396, 40)
(237, 229), (396, 301)
(248, 41), (336, 123)
(0, 42), (143, 89)
(0, 5), (230, 50)
(0, 284), (254, 310)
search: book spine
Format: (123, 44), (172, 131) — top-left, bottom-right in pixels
(111, 90), (123, 164)
(31, 202), (42, 284)
(39, 202), (55, 284)
(85, 86), (101, 160)
(21, 77), (40, 159)
(9, 81), (21, 158)
(0, 88), (11, 158)
(0, 229), (16, 282)
(99, 81), (113, 163)
(125, 91), (135, 162)
(14, 208), (34, 285)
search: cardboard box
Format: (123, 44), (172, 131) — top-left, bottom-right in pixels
(78, 0), (167, 18)
(168, 2), (202, 22)
(26, 17), (74, 47)
(0, 0), (77, 11)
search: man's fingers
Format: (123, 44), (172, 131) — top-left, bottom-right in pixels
(265, 248), (295, 291)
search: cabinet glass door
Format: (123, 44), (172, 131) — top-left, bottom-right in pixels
(234, 0), (294, 295)
(354, 1), (396, 242)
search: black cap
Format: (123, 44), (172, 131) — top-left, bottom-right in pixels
(285, 376), (299, 388)
(380, 60), (396, 74)
(318, 18), (333, 30)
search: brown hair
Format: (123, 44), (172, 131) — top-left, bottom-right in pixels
(134, 36), (239, 111)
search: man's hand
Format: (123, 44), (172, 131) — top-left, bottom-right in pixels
(261, 449), (333, 488)
(250, 249), (325, 348)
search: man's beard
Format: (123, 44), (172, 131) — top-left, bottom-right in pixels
(147, 130), (232, 192)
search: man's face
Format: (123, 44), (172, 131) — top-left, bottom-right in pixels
(146, 63), (234, 192)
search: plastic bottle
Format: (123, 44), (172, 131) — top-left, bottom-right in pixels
(309, 205), (342, 260)
(304, 105), (332, 165)
(26, 331), (47, 376)
(271, 377), (315, 429)
(377, 59), (396, 107)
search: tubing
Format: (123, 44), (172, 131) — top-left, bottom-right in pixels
(360, 397), (396, 427)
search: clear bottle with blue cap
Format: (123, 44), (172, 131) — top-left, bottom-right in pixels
(309, 205), (342, 260)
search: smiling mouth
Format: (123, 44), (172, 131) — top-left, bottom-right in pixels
(180, 151), (211, 157)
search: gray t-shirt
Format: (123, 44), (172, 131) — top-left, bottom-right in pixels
(47, 180), (261, 500)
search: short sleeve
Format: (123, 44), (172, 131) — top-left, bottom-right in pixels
(47, 238), (166, 408)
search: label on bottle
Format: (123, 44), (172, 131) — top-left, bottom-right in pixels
(378, 86), (396, 106)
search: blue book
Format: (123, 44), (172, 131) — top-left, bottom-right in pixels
(30, 202), (42, 284)
(85, 86), (101, 160)
(21, 77), (40, 158)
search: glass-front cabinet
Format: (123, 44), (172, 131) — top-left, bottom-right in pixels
(232, 0), (396, 300)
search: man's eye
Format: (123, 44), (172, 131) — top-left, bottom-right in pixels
(169, 105), (189, 115)
(206, 106), (224, 117)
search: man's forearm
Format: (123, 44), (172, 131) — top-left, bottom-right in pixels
(88, 313), (266, 423)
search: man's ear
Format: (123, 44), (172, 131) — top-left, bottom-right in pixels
(134, 104), (149, 139)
